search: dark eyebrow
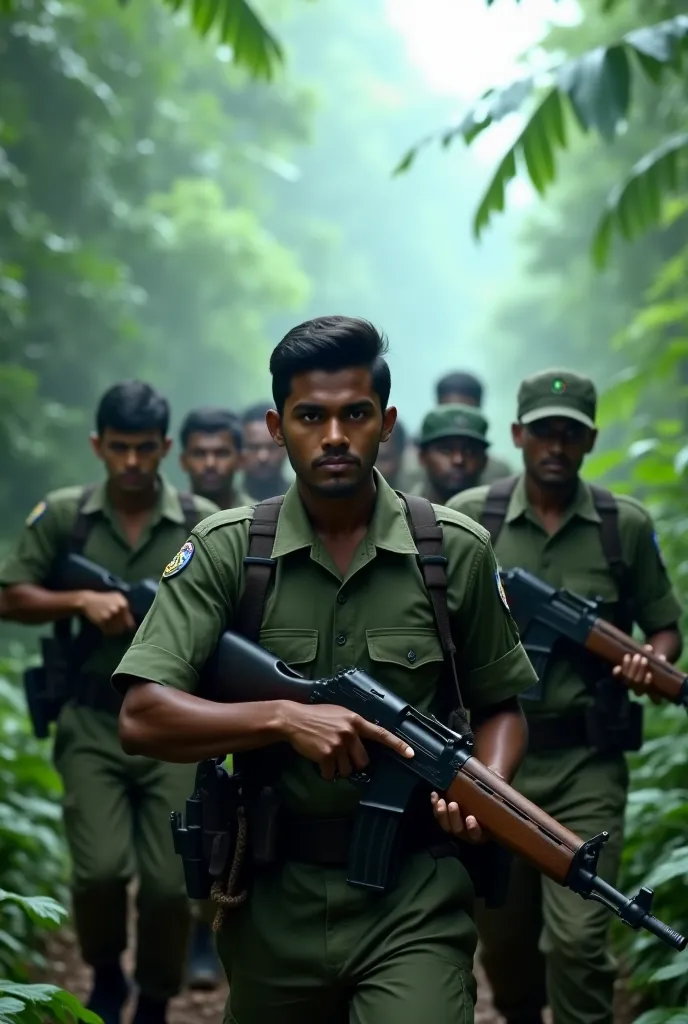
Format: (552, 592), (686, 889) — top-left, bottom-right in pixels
(292, 399), (376, 414)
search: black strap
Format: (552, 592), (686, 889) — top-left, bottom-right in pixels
(399, 493), (467, 724)
(480, 475), (519, 546)
(235, 495), (284, 643)
(177, 491), (202, 533)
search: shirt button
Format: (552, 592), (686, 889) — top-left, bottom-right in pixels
(407, 650), (416, 664)
(337, 593), (348, 605)
(336, 633), (347, 646)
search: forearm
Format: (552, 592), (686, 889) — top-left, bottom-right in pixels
(0, 583), (87, 625)
(646, 627), (682, 663)
(471, 698), (528, 782)
(118, 679), (290, 762)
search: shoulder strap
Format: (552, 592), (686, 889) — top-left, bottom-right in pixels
(399, 493), (467, 724)
(588, 485), (632, 630)
(67, 484), (98, 555)
(178, 491), (201, 533)
(480, 475), (519, 545)
(235, 496), (284, 642)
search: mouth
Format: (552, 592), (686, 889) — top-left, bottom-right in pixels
(317, 457), (358, 469)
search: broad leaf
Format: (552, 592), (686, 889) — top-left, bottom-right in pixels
(0, 891), (66, 928)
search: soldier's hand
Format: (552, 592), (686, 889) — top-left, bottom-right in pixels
(78, 591), (136, 636)
(280, 703), (414, 781)
(430, 791), (486, 844)
(612, 645), (664, 705)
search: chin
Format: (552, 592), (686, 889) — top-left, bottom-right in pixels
(314, 478), (359, 498)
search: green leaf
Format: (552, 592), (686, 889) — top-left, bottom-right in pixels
(592, 133), (688, 267)
(165, 0), (283, 79)
(0, 891), (66, 928)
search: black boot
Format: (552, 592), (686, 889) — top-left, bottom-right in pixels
(86, 963), (130, 1024)
(131, 994), (169, 1024)
(186, 919), (222, 991)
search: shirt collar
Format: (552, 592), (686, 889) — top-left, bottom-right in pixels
(505, 474), (601, 525)
(81, 476), (186, 526)
(271, 469), (418, 559)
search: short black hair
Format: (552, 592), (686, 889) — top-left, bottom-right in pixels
(269, 316), (391, 415)
(95, 381), (169, 437)
(242, 402), (273, 426)
(389, 419), (407, 454)
(179, 407), (242, 450)
(435, 371), (483, 405)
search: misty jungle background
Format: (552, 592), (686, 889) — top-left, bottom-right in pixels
(0, 0), (687, 1021)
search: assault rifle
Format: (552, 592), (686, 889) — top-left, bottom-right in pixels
(190, 630), (686, 952)
(499, 567), (688, 709)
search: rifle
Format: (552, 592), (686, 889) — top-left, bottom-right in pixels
(196, 630), (686, 952)
(25, 555), (159, 738)
(500, 567), (688, 710)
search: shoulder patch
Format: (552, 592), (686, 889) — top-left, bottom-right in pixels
(163, 540), (195, 579)
(26, 500), (47, 527)
(496, 571), (510, 611)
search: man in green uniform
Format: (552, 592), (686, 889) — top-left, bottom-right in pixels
(413, 405), (490, 504)
(375, 418), (411, 489)
(179, 407), (252, 510)
(0, 382), (218, 1024)
(435, 370), (512, 484)
(448, 369), (683, 1024)
(113, 316), (537, 1024)
(241, 401), (289, 501)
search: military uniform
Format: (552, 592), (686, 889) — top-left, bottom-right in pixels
(449, 373), (682, 1024)
(113, 470), (536, 1024)
(412, 404), (510, 502)
(0, 479), (218, 1002)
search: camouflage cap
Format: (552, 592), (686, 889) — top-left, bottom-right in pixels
(517, 369), (597, 430)
(419, 404), (490, 447)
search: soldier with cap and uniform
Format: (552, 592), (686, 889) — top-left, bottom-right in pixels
(112, 315), (537, 1024)
(413, 404), (495, 504)
(0, 382), (218, 1024)
(434, 371), (512, 484)
(448, 368), (683, 1024)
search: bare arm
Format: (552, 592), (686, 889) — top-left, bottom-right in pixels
(0, 583), (89, 625)
(471, 695), (528, 783)
(646, 627), (682, 663)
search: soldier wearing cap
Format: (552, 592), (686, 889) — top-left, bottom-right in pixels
(413, 404), (492, 504)
(448, 369), (683, 1024)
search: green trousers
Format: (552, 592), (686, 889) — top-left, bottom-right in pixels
(54, 703), (196, 1000)
(217, 849), (478, 1023)
(477, 749), (628, 1024)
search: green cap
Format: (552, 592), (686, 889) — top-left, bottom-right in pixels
(517, 369), (597, 429)
(419, 404), (490, 447)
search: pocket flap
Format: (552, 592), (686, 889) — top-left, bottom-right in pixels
(258, 628), (318, 666)
(366, 627), (444, 669)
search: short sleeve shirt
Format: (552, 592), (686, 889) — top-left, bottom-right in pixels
(0, 478), (218, 680)
(449, 475), (682, 715)
(114, 472), (536, 816)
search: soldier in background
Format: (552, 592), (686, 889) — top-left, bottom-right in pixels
(413, 405), (490, 504)
(435, 370), (512, 483)
(179, 407), (252, 511)
(241, 402), (289, 501)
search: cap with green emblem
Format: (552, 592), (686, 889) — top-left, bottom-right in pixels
(517, 369), (597, 430)
(419, 404), (490, 447)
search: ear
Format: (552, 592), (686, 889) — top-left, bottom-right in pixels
(161, 436), (172, 459)
(266, 408), (285, 447)
(585, 428), (598, 454)
(511, 423), (524, 450)
(89, 433), (103, 461)
(381, 405), (397, 443)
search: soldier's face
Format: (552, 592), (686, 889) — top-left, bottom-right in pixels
(513, 416), (597, 486)
(242, 419), (287, 483)
(91, 428), (171, 492)
(420, 437), (487, 497)
(180, 430), (239, 498)
(269, 367), (396, 498)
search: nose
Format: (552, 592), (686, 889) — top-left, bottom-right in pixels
(125, 448), (140, 469)
(322, 417), (348, 450)
(450, 451), (465, 466)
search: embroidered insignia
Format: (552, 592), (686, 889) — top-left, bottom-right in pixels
(26, 501), (47, 527)
(496, 571), (510, 611)
(552, 378), (567, 393)
(162, 540), (195, 579)
(652, 531), (666, 569)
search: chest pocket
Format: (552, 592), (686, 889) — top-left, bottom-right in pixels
(258, 628), (319, 679)
(365, 627), (444, 706)
(562, 571), (619, 622)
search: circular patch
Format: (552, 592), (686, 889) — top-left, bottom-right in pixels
(26, 500), (47, 527)
(551, 377), (567, 394)
(163, 540), (195, 579)
(495, 571), (510, 611)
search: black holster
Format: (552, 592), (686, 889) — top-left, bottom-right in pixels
(587, 677), (643, 753)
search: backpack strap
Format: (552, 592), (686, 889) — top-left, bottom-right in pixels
(480, 475), (519, 546)
(588, 485), (633, 632)
(66, 484), (98, 555)
(235, 495), (285, 642)
(177, 491), (202, 534)
(399, 493), (468, 729)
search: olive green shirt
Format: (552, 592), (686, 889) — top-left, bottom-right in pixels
(0, 478), (218, 680)
(449, 475), (682, 716)
(480, 453), (513, 484)
(114, 472), (536, 816)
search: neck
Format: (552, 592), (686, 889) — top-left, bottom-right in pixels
(107, 478), (159, 515)
(524, 472), (578, 515)
(298, 473), (377, 535)
(246, 474), (284, 502)
(202, 482), (236, 509)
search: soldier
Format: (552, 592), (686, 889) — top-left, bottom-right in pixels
(375, 418), (409, 489)
(435, 370), (512, 483)
(413, 405), (490, 504)
(0, 382), (218, 1024)
(179, 406), (252, 510)
(448, 369), (683, 1024)
(112, 315), (537, 1024)
(241, 401), (289, 501)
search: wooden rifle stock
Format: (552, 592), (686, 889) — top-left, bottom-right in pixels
(586, 618), (688, 709)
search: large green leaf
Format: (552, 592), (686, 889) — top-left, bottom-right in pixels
(0, 891), (66, 928)
(397, 16), (688, 249)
